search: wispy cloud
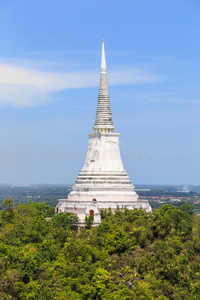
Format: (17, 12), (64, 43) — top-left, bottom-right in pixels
(0, 63), (161, 107)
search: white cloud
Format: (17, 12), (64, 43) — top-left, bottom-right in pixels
(0, 64), (161, 107)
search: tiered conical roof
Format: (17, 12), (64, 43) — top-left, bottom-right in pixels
(93, 40), (115, 133)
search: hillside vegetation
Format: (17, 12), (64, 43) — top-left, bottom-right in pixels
(0, 200), (200, 299)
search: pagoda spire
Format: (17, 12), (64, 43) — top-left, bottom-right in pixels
(101, 39), (106, 71)
(93, 40), (115, 133)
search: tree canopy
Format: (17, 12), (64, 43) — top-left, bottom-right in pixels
(0, 201), (200, 299)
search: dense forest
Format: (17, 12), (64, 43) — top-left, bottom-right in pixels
(0, 199), (200, 299)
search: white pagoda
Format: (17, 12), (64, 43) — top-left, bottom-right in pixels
(56, 40), (151, 224)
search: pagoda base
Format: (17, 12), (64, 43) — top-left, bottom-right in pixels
(55, 199), (152, 224)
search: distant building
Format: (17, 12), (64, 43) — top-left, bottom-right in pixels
(55, 40), (151, 225)
(170, 199), (181, 202)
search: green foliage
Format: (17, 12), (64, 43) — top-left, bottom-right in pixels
(51, 212), (79, 230)
(28, 201), (55, 217)
(152, 204), (193, 238)
(179, 203), (194, 214)
(85, 215), (93, 229)
(0, 203), (200, 299)
(3, 197), (15, 210)
(2, 197), (15, 222)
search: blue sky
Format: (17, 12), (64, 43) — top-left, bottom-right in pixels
(0, 0), (200, 185)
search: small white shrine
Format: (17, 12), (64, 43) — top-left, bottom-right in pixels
(55, 40), (152, 225)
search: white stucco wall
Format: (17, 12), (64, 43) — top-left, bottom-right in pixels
(82, 132), (124, 172)
(56, 199), (152, 225)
